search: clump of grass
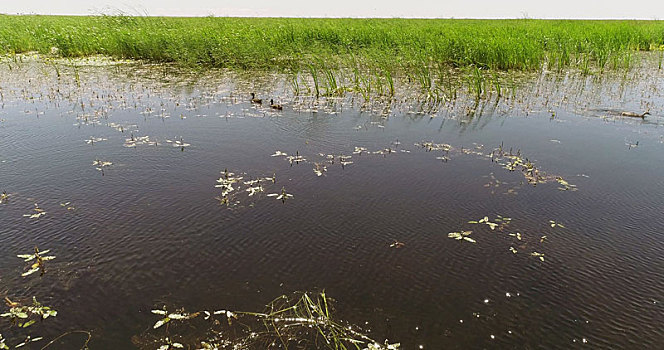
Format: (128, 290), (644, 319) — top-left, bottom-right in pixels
(237, 292), (397, 349)
(138, 291), (400, 350)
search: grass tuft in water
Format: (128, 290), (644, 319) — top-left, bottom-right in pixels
(139, 292), (399, 350)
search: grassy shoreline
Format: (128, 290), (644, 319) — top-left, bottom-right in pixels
(1, 15), (663, 73)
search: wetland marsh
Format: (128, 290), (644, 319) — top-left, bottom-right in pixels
(1, 19), (664, 349)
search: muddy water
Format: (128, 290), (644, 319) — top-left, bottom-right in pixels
(0, 59), (663, 349)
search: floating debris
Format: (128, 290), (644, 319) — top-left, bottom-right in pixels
(123, 135), (153, 148)
(286, 151), (306, 165)
(489, 144), (548, 185)
(530, 252), (545, 262)
(390, 240), (406, 248)
(549, 220), (565, 228)
(483, 173), (519, 195)
(60, 202), (76, 210)
(353, 147), (368, 155)
(14, 335), (44, 348)
(263, 174), (277, 183)
(245, 185), (264, 196)
(416, 141), (452, 152)
(23, 204), (46, 219)
(313, 162), (327, 177)
(157, 338), (184, 350)
(17, 246), (55, 277)
(165, 137), (191, 151)
(215, 170), (242, 197)
(107, 122), (137, 133)
(151, 307), (198, 330)
(339, 155), (353, 167)
(468, 216), (499, 230)
(271, 150), (287, 157)
(215, 170), (278, 208)
(84, 136), (107, 145)
(0, 191), (9, 204)
(243, 179), (260, 186)
(509, 247), (518, 254)
(93, 158), (113, 172)
(556, 177), (577, 191)
(448, 231), (476, 243)
(267, 187), (294, 203)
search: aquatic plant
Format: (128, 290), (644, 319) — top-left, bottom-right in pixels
(313, 162), (328, 177)
(549, 220), (565, 228)
(285, 151), (306, 165)
(124, 135), (152, 148)
(246, 185), (264, 196)
(448, 230), (476, 243)
(17, 246), (55, 277)
(142, 292), (399, 350)
(468, 216), (498, 230)
(530, 252), (545, 262)
(556, 177), (577, 191)
(60, 202), (76, 211)
(92, 159), (113, 171)
(22, 204), (46, 219)
(508, 232), (522, 241)
(1, 297), (57, 328)
(84, 136), (107, 145)
(267, 187), (294, 203)
(165, 137), (190, 151)
(353, 147), (368, 155)
(0, 191), (10, 204)
(151, 308), (198, 330)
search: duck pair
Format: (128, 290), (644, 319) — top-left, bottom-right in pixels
(250, 93), (283, 110)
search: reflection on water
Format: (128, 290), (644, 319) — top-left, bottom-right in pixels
(0, 57), (663, 349)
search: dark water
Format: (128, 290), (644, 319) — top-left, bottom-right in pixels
(1, 59), (663, 349)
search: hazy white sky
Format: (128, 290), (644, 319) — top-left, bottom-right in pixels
(2, 0), (664, 19)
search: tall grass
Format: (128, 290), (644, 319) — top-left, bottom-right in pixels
(1, 15), (664, 73)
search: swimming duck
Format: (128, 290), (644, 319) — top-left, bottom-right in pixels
(250, 93), (262, 104)
(270, 99), (283, 110)
(620, 111), (649, 119)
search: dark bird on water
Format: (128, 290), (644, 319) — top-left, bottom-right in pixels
(250, 92), (262, 104)
(270, 99), (283, 110)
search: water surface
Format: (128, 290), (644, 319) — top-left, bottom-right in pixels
(1, 59), (663, 349)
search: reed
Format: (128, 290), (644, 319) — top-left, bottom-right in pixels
(1, 15), (663, 73)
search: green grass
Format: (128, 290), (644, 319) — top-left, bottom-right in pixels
(1, 15), (664, 73)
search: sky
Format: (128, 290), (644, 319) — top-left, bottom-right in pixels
(2, 0), (664, 19)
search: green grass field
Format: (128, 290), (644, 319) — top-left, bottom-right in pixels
(1, 15), (663, 73)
